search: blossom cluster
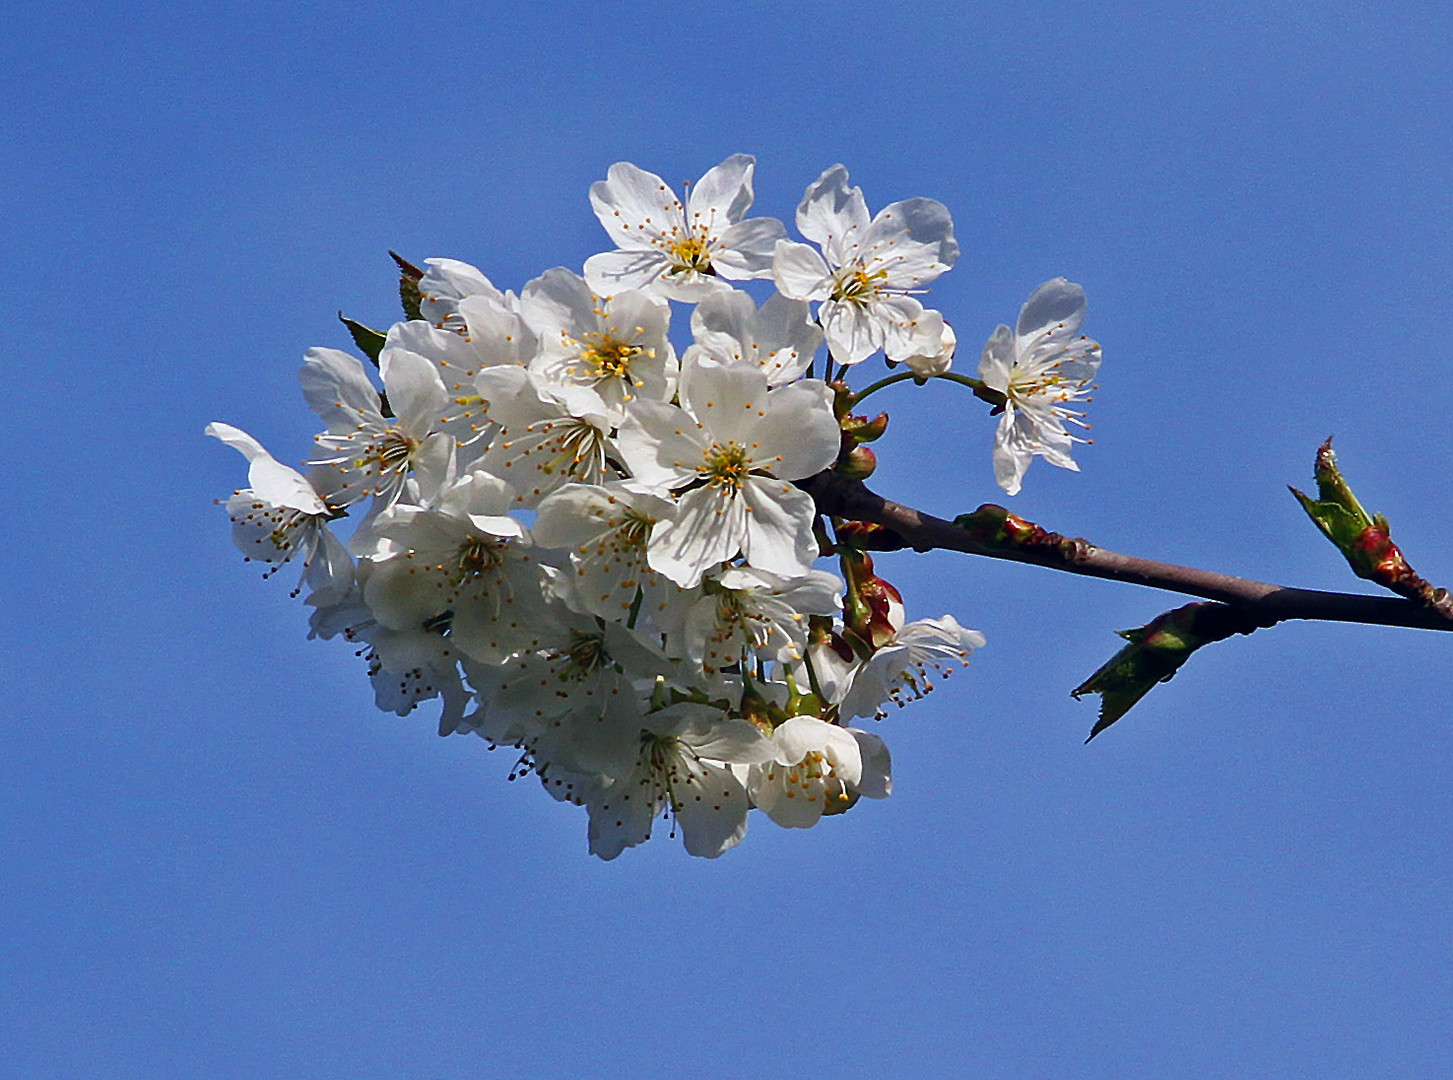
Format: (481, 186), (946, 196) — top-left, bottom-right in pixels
(209, 155), (1100, 859)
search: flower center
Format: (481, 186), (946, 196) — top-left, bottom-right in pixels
(617, 508), (655, 548)
(455, 536), (506, 583)
(830, 263), (889, 307)
(579, 335), (643, 380)
(354, 428), (418, 476)
(667, 232), (713, 275)
(699, 441), (752, 495)
(563, 630), (610, 675)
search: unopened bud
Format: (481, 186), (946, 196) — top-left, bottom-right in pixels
(829, 380), (854, 420)
(839, 548), (904, 650)
(837, 444), (877, 479)
(835, 520), (907, 551)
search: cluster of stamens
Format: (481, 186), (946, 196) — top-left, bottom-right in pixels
(699, 441), (752, 494)
(831, 262), (890, 307)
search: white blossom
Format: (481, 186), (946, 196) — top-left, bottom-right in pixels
(745, 716), (891, 829)
(582, 706), (776, 860)
(521, 268), (676, 409)
(978, 278), (1102, 496)
(301, 346), (453, 510)
(206, 422), (353, 603)
(614, 356), (840, 587)
(584, 155), (786, 301)
(839, 616), (986, 721)
(773, 165), (958, 365)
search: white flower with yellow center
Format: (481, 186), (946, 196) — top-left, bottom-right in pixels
(383, 299), (537, 466)
(301, 346), (453, 510)
(772, 164), (958, 365)
(683, 289), (823, 390)
(521, 268), (676, 409)
(582, 707), (776, 861)
(584, 155), (786, 302)
(532, 481), (677, 622)
(978, 278), (1102, 496)
(206, 422), (354, 604)
(614, 356), (840, 588)
(473, 366), (619, 507)
(745, 716), (891, 829)
(676, 566), (842, 677)
(360, 472), (548, 666)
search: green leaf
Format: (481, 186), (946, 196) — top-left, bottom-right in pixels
(338, 312), (386, 367)
(1073, 603), (1255, 741)
(1288, 486), (1365, 549)
(391, 250), (424, 321)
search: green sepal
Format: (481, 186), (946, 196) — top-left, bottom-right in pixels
(338, 312), (386, 367)
(391, 250), (425, 321)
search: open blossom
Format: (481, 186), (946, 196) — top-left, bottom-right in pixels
(210, 155), (1021, 860)
(582, 706), (777, 860)
(978, 278), (1102, 496)
(773, 164), (958, 365)
(521, 268), (677, 408)
(675, 566), (842, 677)
(473, 365), (619, 506)
(614, 355), (840, 587)
(531, 482), (677, 622)
(839, 615), (986, 720)
(359, 472), (549, 665)
(584, 155), (786, 301)
(744, 716), (891, 829)
(684, 289), (822, 388)
(206, 422), (354, 603)
(308, 588), (471, 734)
(301, 346), (453, 509)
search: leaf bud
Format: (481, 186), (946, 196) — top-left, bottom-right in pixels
(841, 411), (890, 442)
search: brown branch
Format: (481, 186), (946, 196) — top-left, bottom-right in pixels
(799, 470), (1453, 634)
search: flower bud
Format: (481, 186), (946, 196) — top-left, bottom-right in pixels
(839, 549), (904, 652)
(900, 315), (956, 379)
(836, 444), (877, 480)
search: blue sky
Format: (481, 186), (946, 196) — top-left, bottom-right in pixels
(6, 1), (1453, 1076)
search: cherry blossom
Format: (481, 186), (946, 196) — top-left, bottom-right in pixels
(773, 164), (958, 365)
(584, 155), (785, 301)
(978, 278), (1102, 496)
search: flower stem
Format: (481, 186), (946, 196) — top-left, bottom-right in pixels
(850, 370), (1004, 408)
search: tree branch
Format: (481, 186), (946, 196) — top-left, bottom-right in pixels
(800, 470), (1453, 634)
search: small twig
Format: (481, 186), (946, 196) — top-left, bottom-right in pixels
(800, 471), (1453, 634)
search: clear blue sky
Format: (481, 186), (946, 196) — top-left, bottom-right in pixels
(7, 2), (1453, 1076)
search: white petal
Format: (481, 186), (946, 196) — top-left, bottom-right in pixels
(589, 161), (683, 249)
(771, 239), (832, 302)
(741, 479), (819, 579)
(299, 348), (380, 432)
(712, 217), (787, 279)
(583, 248), (670, 298)
(647, 485), (746, 588)
(675, 762), (750, 858)
(849, 730), (892, 799)
(686, 153), (756, 223)
(379, 348), (450, 439)
(795, 165), (870, 261)
(1016, 277), (1085, 344)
